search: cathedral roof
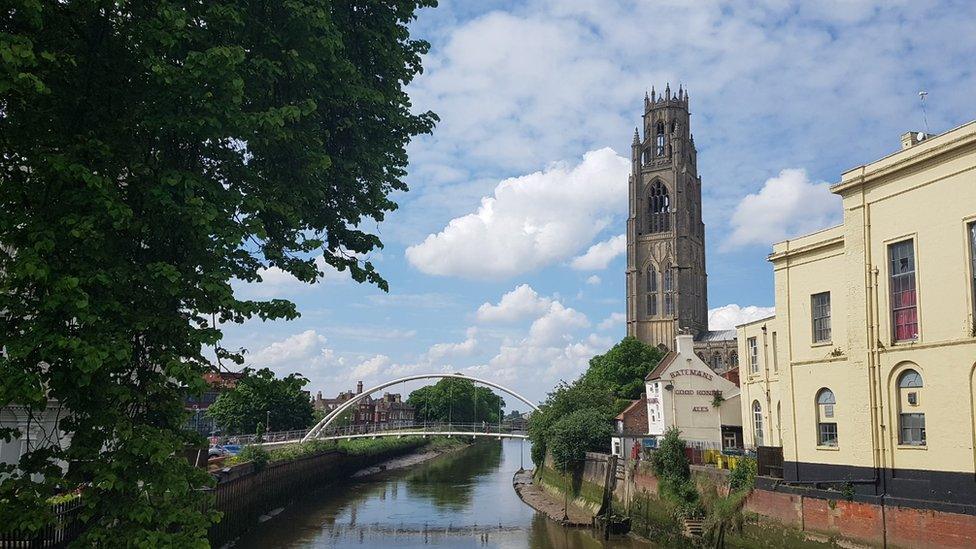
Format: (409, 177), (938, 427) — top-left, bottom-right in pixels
(693, 329), (737, 343)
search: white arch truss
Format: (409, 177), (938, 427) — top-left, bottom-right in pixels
(302, 373), (538, 442)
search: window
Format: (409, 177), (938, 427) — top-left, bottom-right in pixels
(646, 268), (658, 316)
(656, 122), (665, 156)
(748, 337), (759, 374)
(889, 240), (918, 341)
(729, 352), (738, 367)
(710, 353), (722, 371)
(753, 401), (764, 446)
(897, 369), (925, 446)
(811, 292), (831, 343)
(663, 265), (675, 315)
(648, 182), (670, 233)
(969, 222), (976, 326)
(816, 389), (838, 447)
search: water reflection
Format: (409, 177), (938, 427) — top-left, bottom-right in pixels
(236, 439), (654, 548)
(402, 439), (502, 511)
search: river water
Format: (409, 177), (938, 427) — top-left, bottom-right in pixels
(236, 439), (655, 548)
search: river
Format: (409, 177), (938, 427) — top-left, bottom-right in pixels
(236, 439), (655, 548)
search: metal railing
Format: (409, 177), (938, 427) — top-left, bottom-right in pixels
(314, 421), (527, 438)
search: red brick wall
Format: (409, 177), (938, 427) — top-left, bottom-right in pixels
(745, 487), (976, 548)
(887, 506), (976, 549)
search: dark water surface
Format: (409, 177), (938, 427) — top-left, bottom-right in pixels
(236, 439), (655, 548)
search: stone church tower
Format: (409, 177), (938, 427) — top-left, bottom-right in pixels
(626, 85), (709, 349)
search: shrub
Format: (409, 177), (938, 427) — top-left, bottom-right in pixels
(728, 456), (757, 493)
(548, 408), (613, 471)
(237, 445), (270, 472)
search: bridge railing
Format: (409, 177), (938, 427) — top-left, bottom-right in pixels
(315, 421), (528, 438)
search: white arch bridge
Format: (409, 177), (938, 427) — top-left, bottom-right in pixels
(257, 373), (538, 447)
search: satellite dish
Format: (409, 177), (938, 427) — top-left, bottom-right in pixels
(916, 132), (925, 141)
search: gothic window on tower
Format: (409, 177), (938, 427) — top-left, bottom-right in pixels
(648, 182), (670, 233)
(656, 122), (665, 156)
(663, 264), (675, 315)
(646, 267), (658, 316)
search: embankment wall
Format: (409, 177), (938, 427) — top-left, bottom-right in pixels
(553, 452), (976, 548)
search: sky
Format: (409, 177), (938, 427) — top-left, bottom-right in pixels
(222, 0), (976, 408)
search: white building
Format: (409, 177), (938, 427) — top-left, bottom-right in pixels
(645, 334), (743, 449)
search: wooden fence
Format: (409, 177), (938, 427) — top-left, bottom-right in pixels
(756, 445), (784, 479)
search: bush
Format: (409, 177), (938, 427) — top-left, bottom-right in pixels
(548, 408), (613, 471)
(650, 427), (690, 482)
(237, 445), (270, 471)
(728, 456), (757, 493)
(650, 427), (699, 517)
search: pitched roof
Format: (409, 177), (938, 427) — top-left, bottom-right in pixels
(645, 351), (677, 381)
(694, 329), (737, 342)
(614, 396), (646, 421)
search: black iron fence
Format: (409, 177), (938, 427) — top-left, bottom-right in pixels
(0, 497), (84, 548)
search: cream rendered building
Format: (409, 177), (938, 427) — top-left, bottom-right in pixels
(646, 334), (742, 450)
(736, 315), (783, 449)
(740, 121), (976, 513)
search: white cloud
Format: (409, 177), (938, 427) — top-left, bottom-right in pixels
(571, 234), (626, 270)
(708, 304), (776, 330)
(405, 148), (629, 279)
(725, 169), (842, 249)
(527, 302), (590, 347)
(586, 275), (601, 285)
(597, 312), (626, 331)
(235, 255), (354, 299)
(250, 329), (327, 367)
(425, 327), (478, 362)
(476, 284), (553, 323)
(348, 355), (390, 380)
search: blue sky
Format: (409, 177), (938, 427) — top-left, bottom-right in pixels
(222, 0), (976, 406)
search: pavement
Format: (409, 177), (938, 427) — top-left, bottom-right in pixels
(512, 469), (594, 527)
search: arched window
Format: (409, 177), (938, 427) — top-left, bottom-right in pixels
(648, 182), (670, 233)
(752, 401), (764, 447)
(656, 122), (666, 156)
(645, 267), (658, 316)
(729, 352), (738, 367)
(816, 389), (838, 447)
(710, 352), (722, 371)
(897, 369), (925, 446)
(663, 264), (675, 315)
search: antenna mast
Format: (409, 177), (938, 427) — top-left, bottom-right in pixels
(918, 91), (930, 134)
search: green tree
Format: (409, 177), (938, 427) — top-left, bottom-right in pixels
(548, 408), (613, 471)
(207, 368), (314, 435)
(527, 378), (617, 466)
(0, 1), (436, 544)
(584, 336), (665, 399)
(407, 378), (505, 424)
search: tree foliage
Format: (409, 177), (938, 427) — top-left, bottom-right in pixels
(548, 408), (613, 471)
(527, 378), (617, 467)
(407, 378), (505, 424)
(207, 368), (314, 435)
(584, 336), (665, 399)
(0, 1), (436, 544)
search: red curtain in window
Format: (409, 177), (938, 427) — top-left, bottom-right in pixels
(893, 289), (917, 340)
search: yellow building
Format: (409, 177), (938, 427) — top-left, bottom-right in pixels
(740, 121), (976, 513)
(736, 315), (783, 449)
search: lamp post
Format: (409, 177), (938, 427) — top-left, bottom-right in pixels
(266, 410), (271, 433)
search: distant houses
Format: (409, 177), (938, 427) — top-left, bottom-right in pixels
(312, 380), (415, 428)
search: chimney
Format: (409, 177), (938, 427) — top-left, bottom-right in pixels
(675, 334), (695, 355)
(356, 381), (363, 394)
(901, 131), (930, 150)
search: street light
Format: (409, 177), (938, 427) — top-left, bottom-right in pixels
(266, 410), (271, 433)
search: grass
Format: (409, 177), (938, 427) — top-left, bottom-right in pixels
(227, 435), (468, 467)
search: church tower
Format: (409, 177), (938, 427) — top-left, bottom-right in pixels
(626, 84), (708, 348)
